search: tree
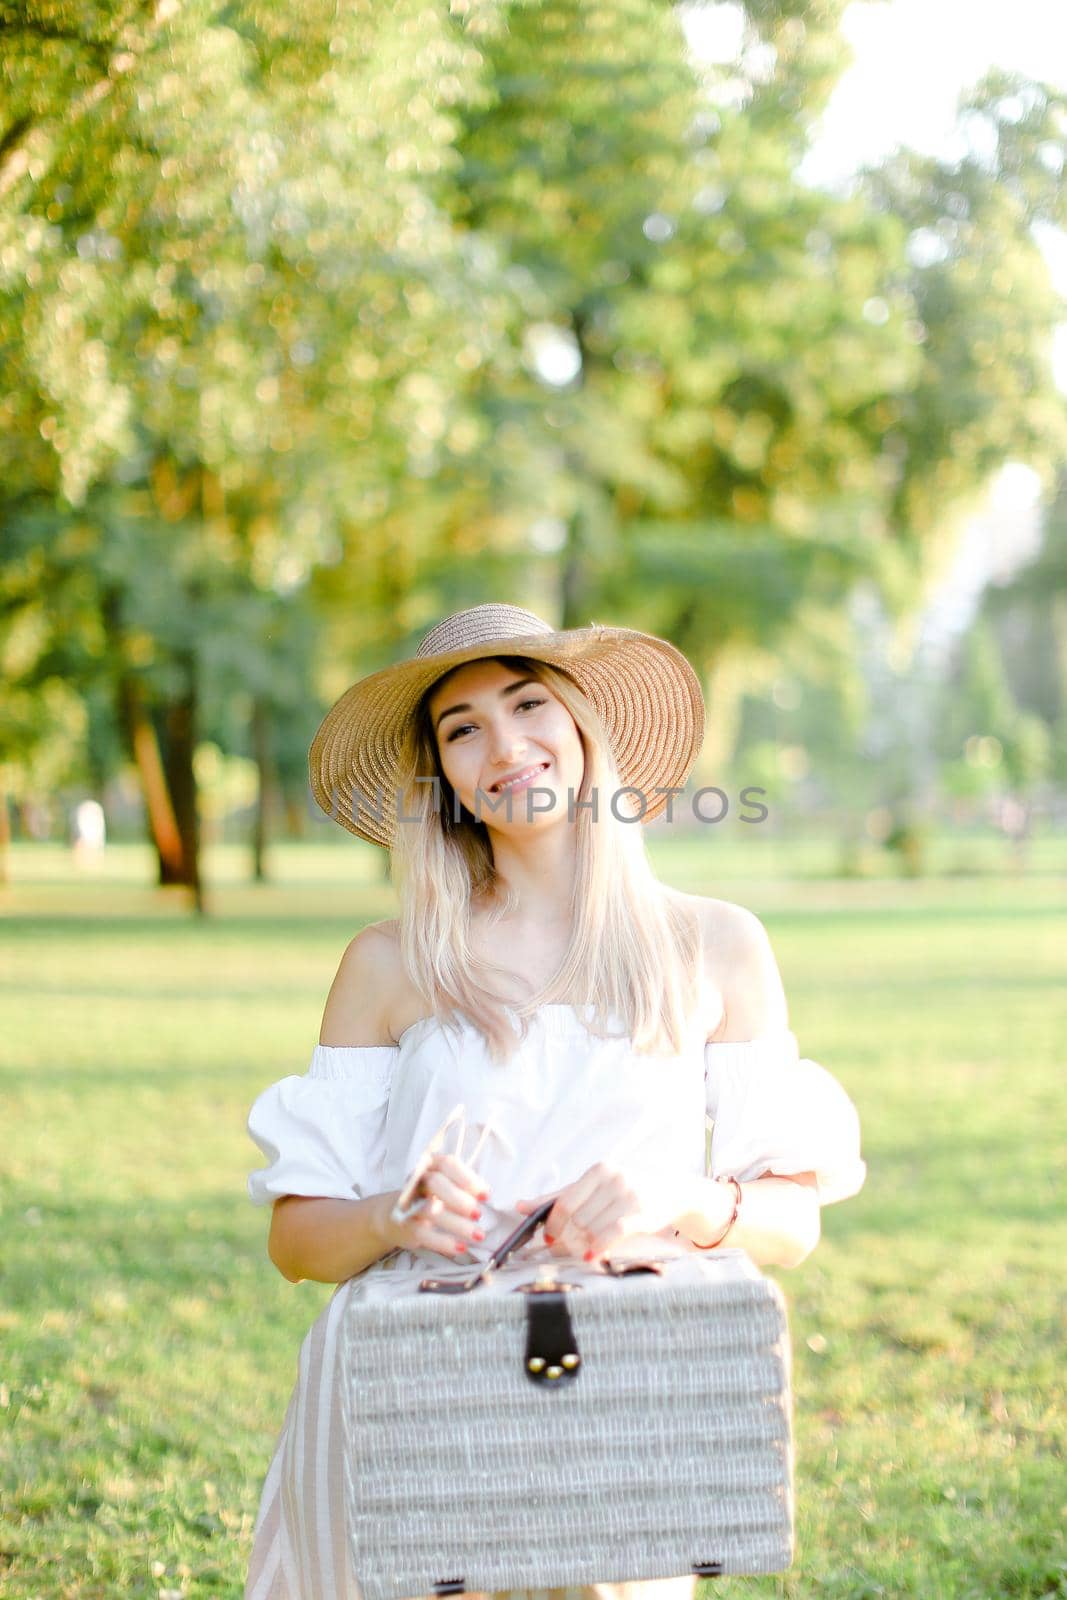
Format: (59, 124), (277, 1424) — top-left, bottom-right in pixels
(0, 0), (507, 900)
(983, 469), (1067, 788)
(4, 3), (1067, 898)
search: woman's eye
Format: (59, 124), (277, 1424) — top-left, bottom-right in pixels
(445, 699), (546, 742)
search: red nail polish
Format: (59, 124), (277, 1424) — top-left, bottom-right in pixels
(471, 1209), (482, 1220)
(455, 1242), (467, 1252)
(583, 1249), (595, 1261)
(544, 1234), (555, 1245)
(478, 1190), (490, 1202)
(472, 1229), (485, 1242)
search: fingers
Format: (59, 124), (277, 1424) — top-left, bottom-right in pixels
(544, 1167), (637, 1257)
(422, 1161), (486, 1222)
(410, 1208), (480, 1257)
(570, 1181), (633, 1236)
(433, 1150), (491, 1204)
(406, 1159), (652, 1262)
(575, 1207), (628, 1257)
(540, 1168), (602, 1251)
(398, 1151), (489, 1259)
(403, 1191), (484, 1256)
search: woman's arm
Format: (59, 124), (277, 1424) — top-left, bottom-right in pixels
(266, 925), (406, 1285)
(265, 926), (489, 1283)
(268, 1191), (404, 1284)
(675, 900), (821, 1269)
(269, 1172), (489, 1284)
(672, 1171), (821, 1269)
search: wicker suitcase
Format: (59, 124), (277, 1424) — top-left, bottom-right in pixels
(341, 1199), (794, 1600)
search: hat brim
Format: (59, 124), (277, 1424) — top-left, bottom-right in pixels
(308, 625), (705, 848)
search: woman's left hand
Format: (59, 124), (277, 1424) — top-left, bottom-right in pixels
(515, 1162), (694, 1260)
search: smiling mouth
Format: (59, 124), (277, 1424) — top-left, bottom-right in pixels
(489, 763), (550, 794)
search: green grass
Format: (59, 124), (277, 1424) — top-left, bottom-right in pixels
(1, 840), (1064, 1598)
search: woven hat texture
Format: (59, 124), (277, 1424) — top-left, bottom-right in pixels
(308, 603), (705, 848)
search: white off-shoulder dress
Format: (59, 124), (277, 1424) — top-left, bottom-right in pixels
(244, 1003), (866, 1600)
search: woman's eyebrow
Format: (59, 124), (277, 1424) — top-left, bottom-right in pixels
(433, 678), (540, 731)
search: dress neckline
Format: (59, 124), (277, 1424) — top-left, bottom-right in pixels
(312, 1005), (616, 1056)
(312, 1018), (795, 1057)
(391, 999), (726, 1054)
(395, 1001), (611, 1050)
(319, 995), (768, 1055)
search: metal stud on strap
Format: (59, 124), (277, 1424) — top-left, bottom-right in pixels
(523, 1286), (581, 1386)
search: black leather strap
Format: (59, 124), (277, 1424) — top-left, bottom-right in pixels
(523, 1288), (582, 1386)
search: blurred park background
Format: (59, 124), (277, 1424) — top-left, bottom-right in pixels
(1, 1), (1065, 1597)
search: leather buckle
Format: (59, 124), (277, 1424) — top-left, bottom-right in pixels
(601, 1257), (666, 1277)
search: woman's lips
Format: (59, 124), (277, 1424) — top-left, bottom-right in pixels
(490, 762), (550, 795)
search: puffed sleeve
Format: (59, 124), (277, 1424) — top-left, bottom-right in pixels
(704, 1028), (866, 1205)
(246, 1043), (397, 1206)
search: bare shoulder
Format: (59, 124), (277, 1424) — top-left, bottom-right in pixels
(690, 894), (768, 953)
(319, 919), (407, 1047)
(685, 893), (789, 1043)
(662, 886), (761, 958)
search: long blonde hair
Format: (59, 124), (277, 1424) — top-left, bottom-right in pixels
(389, 654), (705, 1063)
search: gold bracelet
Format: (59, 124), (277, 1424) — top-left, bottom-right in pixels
(692, 1175), (743, 1250)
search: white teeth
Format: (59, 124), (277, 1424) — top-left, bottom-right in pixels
(493, 763), (548, 793)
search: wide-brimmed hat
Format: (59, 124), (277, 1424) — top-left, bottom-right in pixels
(308, 602), (705, 848)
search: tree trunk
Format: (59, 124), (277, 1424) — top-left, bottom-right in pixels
(0, 785), (9, 885)
(117, 672), (186, 880)
(559, 511), (587, 630)
(157, 665), (203, 912)
(251, 695), (272, 882)
(284, 788), (307, 837)
(103, 585), (202, 908)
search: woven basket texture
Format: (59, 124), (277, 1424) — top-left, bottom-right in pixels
(341, 1252), (794, 1600)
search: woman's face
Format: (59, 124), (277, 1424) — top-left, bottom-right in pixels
(427, 658), (585, 833)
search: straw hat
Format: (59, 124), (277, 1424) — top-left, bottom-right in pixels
(308, 603), (705, 848)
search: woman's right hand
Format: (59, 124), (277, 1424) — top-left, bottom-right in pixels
(383, 1152), (490, 1258)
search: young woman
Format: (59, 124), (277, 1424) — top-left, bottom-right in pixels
(244, 603), (866, 1600)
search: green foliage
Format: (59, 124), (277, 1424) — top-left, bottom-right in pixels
(858, 71), (1067, 589)
(983, 468), (1067, 739)
(1, 0), (501, 504)
(2, 2), (1066, 867)
(935, 615), (1052, 799)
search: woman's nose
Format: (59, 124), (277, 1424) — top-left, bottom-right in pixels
(488, 722), (524, 759)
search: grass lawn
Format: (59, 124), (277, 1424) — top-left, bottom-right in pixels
(1, 838), (1064, 1598)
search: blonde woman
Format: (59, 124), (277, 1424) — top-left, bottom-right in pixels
(244, 604), (866, 1600)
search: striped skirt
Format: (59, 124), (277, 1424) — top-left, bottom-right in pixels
(245, 1272), (698, 1600)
